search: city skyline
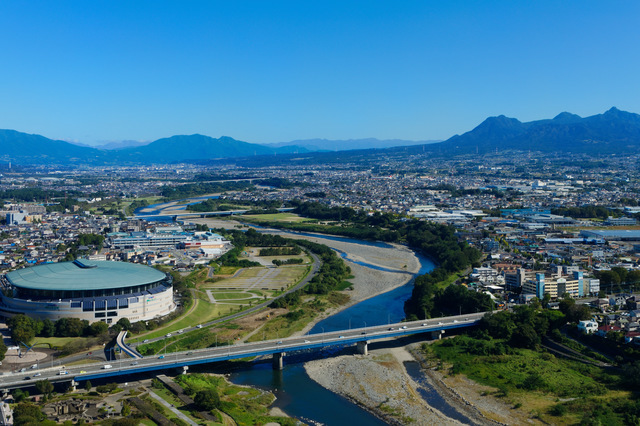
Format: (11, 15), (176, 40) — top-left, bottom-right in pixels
(1, 1), (638, 146)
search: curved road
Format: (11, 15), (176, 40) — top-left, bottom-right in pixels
(128, 251), (321, 349)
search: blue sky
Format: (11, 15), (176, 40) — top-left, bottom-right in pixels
(0, 1), (638, 145)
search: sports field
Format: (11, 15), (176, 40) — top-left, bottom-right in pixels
(204, 265), (308, 291)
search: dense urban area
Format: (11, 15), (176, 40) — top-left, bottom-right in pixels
(3, 150), (640, 425)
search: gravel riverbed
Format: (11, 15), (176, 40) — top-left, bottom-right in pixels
(189, 218), (535, 425)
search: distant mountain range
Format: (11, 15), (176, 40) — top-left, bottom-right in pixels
(265, 138), (441, 151)
(1, 107), (639, 165)
(427, 107), (640, 155)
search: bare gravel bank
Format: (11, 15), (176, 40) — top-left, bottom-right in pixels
(305, 346), (464, 425)
(305, 342), (534, 426)
(189, 218), (424, 336)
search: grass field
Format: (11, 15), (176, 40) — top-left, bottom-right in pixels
(209, 291), (257, 300)
(426, 336), (628, 424)
(242, 212), (313, 223)
(33, 336), (85, 348)
(247, 292), (350, 342)
(216, 266), (241, 275)
(204, 265), (308, 291)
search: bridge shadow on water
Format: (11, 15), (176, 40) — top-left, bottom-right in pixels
(67, 327), (476, 426)
(196, 325), (475, 375)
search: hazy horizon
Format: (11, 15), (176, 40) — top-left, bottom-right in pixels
(1, 2), (638, 146)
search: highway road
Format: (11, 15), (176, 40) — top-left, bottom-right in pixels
(0, 312), (487, 390)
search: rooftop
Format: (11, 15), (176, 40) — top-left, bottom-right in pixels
(6, 259), (166, 291)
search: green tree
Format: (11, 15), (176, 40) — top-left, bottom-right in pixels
(55, 317), (86, 337)
(116, 318), (131, 331)
(7, 314), (37, 343)
(0, 339), (7, 361)
(112, 419), (138, 426)
(12, 389), (30, 403)
(121, 402), (131, 416)
(41, 319), (55, 337)
(129, 321), (147, 334)
(85, 380), (92, 391)
(480, 311), (517, 340)
(35, 380), (54, 397)
(194, 388), (221, 411)
(12, 403), (46, 426)
(89, 321), (109, 336)
(510, 323), (540, 349)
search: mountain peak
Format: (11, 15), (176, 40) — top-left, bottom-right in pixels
(552, 112), (582, 123)
(437, 107), (640, 154)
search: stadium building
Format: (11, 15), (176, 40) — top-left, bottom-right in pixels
(0, 259), (175, 324)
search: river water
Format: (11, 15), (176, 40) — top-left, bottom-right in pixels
(137, 203), (459, 425)
(227, 235), (437, 425)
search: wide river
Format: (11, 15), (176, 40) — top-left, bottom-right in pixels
(226, 234), (435, 425)
(138, 204), (440, 424)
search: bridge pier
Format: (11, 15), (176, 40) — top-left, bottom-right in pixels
(182, 366), (189, 375)
(69, 380), (78, 392)
(431, 330), (445, 340)
(356, 340), (369, 355)
(272, 352), (285, 370)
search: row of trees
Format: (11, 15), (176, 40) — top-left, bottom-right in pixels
(272, 258), (303, 266)
(476, 297), (591, 350)
(160, 181), (254, 200)
(270, 239), (351, 309)
(259, 247), (301, 256)
(551, 205), (622, 219)
(6, 314), (132, 343)
(215, 228), (306, 268)
(187, 198), (244, 212)
(253, 201), (483, 319)
(0, 187), (79, 202)
(125, 198), (149, 215)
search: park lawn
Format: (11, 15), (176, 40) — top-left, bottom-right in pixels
(245, 309), (316, 342)
(208, 291), (256, 300)
(206, 265), (308, 291)
(219, 267), (263, 280)
(243, 212), (313, 223)
(32, 336), (87, 349)
(140, 301), (256, 344)
(141, 393), (204, 426)
(215, 266), (241, 275)
(271, 265), (308, 282)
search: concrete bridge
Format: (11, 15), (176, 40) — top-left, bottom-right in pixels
(1, 312), (486, 390)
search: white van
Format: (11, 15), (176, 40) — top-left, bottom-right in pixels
(102, 364), (113, 369)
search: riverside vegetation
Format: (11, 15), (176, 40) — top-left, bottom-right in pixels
(422, 300), (640, 425)
(230, 200), (484, 318)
